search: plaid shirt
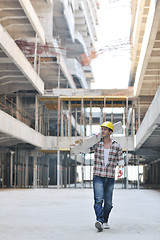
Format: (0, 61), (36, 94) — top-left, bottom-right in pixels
(91, 139), (124, 178)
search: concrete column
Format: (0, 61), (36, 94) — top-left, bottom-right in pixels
(35, 95), (39, 131)
(25, 152), (29, 187)
(17, 151), (21, 188)
(48, 112), (50, 136)
(84, 107), (86, 137)
(39, 106), (43, 133)
(74, 155), (77, 188)
(89, 101), (92, 135)
(68, 155), (71, 188)
(22, 151), (25, 188)
(10, 151), (14, 187)
(61, 101), (64, 136)
(75, 108), (78, 136)
(111, 101), (113, 123)
(123, 111), (126, 135)
(138, 98), (141, 128)
(63, 154), (67, 188)
(80, 98), (84, 137)
(104, 97), (106, 121)
(14, 147), (17, 188)
(47, 155), (49, 187)
(34, 33), (38, 72)
(68, 100), (71, 137)
(57, 149), (60, 189)
(132, 108), (135, 137)
(16, 94), (21, 121)
(100, 107), (103, 125)
(137, 157), (140, 189)
(33, 150), (38, 188)
(57, 97), (61, 140)
(81, 154), (84, 189)
(58, 55), (61, 88)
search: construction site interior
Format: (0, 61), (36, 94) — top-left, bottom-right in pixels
(0, 0), (160, 190)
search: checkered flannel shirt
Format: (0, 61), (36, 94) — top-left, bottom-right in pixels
(90, 139), (124, 178)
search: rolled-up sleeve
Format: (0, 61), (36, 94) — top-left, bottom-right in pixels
(117, 147), (124, 167)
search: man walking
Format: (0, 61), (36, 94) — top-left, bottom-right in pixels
(91, 121), (124, 231)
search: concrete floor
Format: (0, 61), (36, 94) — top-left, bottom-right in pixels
(0, 187), (160, 240)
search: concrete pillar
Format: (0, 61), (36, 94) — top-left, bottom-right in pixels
(100, 107), (103, 125)
(61, 101), (64, 136)
(25, 152), (29, 187)
(39, 106), (43, 133)
(46, 155), (49, 187)
(89, 101), (92, 135)
(10, 151), (14, 187)
(75, 108), (78, 136)
(57, 97), (61, 139)
(68, 100), (71, 137)
(47, 112), (50, 136)
(14, 147), (17, 188)
(80, 98), (84, 137)
(57, 149), (60, 189)
(74, 155), (77, 188)
(84, 107), (86, 137)
(22, 151), (25, 188)
(137, 157), (140, 189)
(33, 149), (38, 188)
(111, 101), (113, 123)
(34, 33), (38, 72)
(104, 97), (106, 122)
(81, 154), (84, 189)
(132, 108), (135, 136)
(138, 98), (141, 129)
(16, 94), (22, 121)
(65, 114), (68, 137)
(123, 111), (125, 135)
(35, 95), (39, 131)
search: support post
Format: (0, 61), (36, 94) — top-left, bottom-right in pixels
(25, 152), (29, 187)
(138, 97), (141, 129)
(34, 33), (38, 72)
(100, 107), (103, 125)
(16, 94), (21, 120)
(57, 149), (60, 189)
(137, 157), (140, 189)
(68, 100), (71, 137)
(14, 146), (17, 188)
(33, 149), (37, 189)
(111, 101), (113, 123)
(35, 95), (39, 131)
(10, 151), (14, 187)
(61, 101), (64, 136)
(104, 97), (106, 122)
(81, 154), (84, 189)
(74, 155), (77, 188)
(89, 101), (92, 135)
(57, 97), (60, 140)
(75, 108), (78, 136)
(80, 98), (84, 137)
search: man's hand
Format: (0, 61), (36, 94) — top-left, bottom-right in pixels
(117, 166), (123, 178)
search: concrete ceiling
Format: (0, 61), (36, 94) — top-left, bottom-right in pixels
(0, 0), (45, 94)
(129, 0), (160, 153)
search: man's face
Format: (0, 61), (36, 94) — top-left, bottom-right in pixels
(101, 127), (111, 137)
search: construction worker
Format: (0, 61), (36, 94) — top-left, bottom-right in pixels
(90, 121), (124, 231)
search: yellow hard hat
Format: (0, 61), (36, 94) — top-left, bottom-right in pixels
(101, 121), (114, 132)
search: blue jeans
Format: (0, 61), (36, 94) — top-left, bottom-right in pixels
(93, 175), (115, 223)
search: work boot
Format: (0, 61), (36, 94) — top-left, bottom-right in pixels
(95, 221), (103, 231)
